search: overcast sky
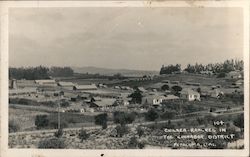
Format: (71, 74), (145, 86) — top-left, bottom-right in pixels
(9, 7), (243, 71)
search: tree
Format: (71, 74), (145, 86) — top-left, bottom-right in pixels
(113, 112), (136, 125)
(171, 85), (182, 95)
(35, 115), (49, 129)
(128, 136), (145, 149)
(217, 72), (226, 78)
(129, 90), (143, 104)
(233, 114), (244, 128)
(78, 128), (89, 142)
(197, 87), (201, 93)
(95, 113), (108, 129)
(136, 126), (144, 137)
(9, 120), (20, 133)
(115, 125), (128, 137)
(38, 138), (66, 149)
(161, 84), (169, 91)
(145, 109), (159, 121)
(54, 128), (63, 138)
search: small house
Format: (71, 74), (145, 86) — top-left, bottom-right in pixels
(180, 89), (200, 101)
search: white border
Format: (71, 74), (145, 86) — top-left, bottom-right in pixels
(0, 1), (249, 157)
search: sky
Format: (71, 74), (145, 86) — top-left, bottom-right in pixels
(9, 7), (243, 71)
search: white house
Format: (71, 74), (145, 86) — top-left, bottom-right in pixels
(141, 95), (166, 105)
(180, 89), (200, 101)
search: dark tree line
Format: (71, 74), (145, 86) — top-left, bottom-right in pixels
(9, 66), (74, 80)
(160, 64), (181, 75)
(184, 59), (243, 74)
(159, 59), (243, 75)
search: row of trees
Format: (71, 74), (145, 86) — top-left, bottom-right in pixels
(160, 64), (181, 75)
(9, 66), (74, 80)
(160, 59), (243, 75)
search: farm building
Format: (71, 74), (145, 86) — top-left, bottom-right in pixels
(35, 79), (57, 86)
(234, 79), (244, 86)
(57, 81), (75, 90)
(162, 94), (179, 102)
(9, 87), (37, 95)
(208, 89), (224, 98)
(89, 98), (116, 108)
(141, 95), (166, 105)
(73, 84), (97, 91)
(180, 89), (200, 101)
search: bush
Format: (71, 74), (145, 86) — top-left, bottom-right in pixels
(38, 138), (66, 149)
(54, 128), (63, 138)
(127, 136), (145, 149)
(113, 112), (136, 125)
(145, 109), (159, 121)
(115, 125), (128, 137)
(9, 120), (20, 133)
(35, 115), (49, 129)
(160, 110), (176, 120)
(95, 113), (108, 129)
(217, 72), (226, 78)
(136, 126), (144, 137)
(161, 84), (169, 91)
(48, 119), (68, 129)
(233, 114), (244, 128)
(78, 128), (89, 142)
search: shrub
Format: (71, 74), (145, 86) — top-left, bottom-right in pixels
(115, 125), (128, 137)
(95, 113), (108, 129)
(161, 84), (169, 91)
(38, 138), (66, 149)
(113, 112), (136, 125)
(145, 109), (159, 121)
(233, 114), (244, 128)
(160, 110), (176, 120)
(54, 128), (63, 138)
(217, 72), (226, 78)
(78, 128), (89, 142)
(35, 115), (49, 129)
(136, 126), (144, 137)
(9, 120), (20, 133)
(128, 136), (145, 149)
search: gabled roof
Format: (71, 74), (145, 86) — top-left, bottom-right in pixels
(35, 79), (56, 84)
(91, 98), (116, 107)
(73, 84), (97, 90)
(180, 89), (200, 95)
(58, 81), (75, 87)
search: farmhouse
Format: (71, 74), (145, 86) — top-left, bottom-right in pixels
(180, 89), (200, 101)
(73, 84), (97, 91)
(141, 95), (166, 105)
(89, 98), (116, 108)
(208, 89), (224, 98)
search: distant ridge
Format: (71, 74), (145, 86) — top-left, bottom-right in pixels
(72, 66), (158, 77)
